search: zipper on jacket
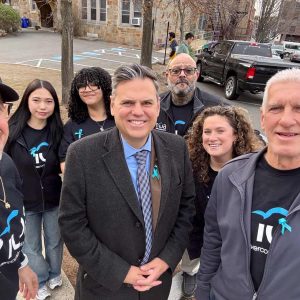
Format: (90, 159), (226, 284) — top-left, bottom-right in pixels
(235, 183), (257, 298)
(40, 179), (45, 211)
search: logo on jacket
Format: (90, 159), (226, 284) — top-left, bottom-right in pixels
(29, 142), (49, 166)
(174, 120), (185, 126)
(252, 207), (291, 244)
(0, 209), (25, 264)
(0, 210), (19, 237)
(75, 129), (83, 139)
(155, 122), (167, 132)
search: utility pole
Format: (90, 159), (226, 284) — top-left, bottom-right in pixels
(61, 0), (74, 105)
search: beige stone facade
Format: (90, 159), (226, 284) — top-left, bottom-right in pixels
(278, 0), (300, 42)
(11, 0), (40, 27)
(234, 0), (256, 40)
(68, 0), (195, 48)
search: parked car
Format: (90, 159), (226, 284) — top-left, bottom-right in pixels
(282, 41), (300, 57)
(290, 50), (300, 62)
(195, 41), (218, 56)
(271, 44), (284, 59)
(196, 40), (299, 100)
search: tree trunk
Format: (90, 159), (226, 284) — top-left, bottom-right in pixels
(61, 0), (74, 105)
(140, 0), (153, 68)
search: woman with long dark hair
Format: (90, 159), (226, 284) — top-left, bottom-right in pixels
(181, 106), (264, 299)
(6, 79), (63, 300)
(59, 67), (115, 172)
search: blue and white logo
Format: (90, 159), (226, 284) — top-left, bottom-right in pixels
(252, 207), (291, 243)
(29, 142), (49, 165)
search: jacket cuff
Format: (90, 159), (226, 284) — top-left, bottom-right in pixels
(19, 253), (28, 269)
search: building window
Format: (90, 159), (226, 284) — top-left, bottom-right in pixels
(121, 0), (142, 24)
(121, 0), (130, 23)
(133, 0), (142, 17)
(30, 0), (37, 10)
(81, 0), (107, 22)
(91, 0), (96, 20)
(82, 0), (88, 19)
(100, 0), (106, 21)
(198, 15), (207, 31)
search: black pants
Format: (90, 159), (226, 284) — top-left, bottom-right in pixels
(0, 271), (19, 300)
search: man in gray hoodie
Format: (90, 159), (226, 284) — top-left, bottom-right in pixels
(196, 68), (300, 300)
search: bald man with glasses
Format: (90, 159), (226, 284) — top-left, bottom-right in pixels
(156, 53), (224, 137)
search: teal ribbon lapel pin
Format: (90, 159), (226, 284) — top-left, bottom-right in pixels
(152, 165), (160, 180)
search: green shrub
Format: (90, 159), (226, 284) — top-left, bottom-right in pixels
(0, 3), (20, 33)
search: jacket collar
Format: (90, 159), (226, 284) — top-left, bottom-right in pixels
(228, 148), (267, 186)
(102, 128), (172, 226)
(160, 87), (205, 116)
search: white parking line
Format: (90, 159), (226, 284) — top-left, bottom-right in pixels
(36, 59), (43, 67)
(12, 58), (115, 73)
(15, 59), (42, 64)
(14, 63), (61, 72)
(75, 54), (132, 64)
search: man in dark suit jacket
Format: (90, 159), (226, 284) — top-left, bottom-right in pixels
(59, 63), (195, 299)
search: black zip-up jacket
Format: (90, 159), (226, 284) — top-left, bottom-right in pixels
(0, 153), (26, 299)
(6, 134), (62, 212)
(155, 87), (225, 136)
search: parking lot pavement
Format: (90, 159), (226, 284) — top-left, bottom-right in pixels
(0, 29), (165, 74)
(14, 47), (164, 74)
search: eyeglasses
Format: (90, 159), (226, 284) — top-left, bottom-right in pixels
(77, 84), (100, 95)
(168, 68), (197, 76)
(0, 102), (13, 118)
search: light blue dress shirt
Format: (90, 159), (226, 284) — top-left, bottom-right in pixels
(121, 134), (151, 197)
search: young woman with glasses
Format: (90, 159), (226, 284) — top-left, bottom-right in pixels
(0, 81), (38, 300)
(5, 79), (64, 300)
(59, 67), (115, 172)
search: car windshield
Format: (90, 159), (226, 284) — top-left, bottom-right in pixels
(272, 45), (284, 51)
(231, 43), (272, 57)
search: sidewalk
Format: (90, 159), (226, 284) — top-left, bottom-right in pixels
(17, 269), (75, 300)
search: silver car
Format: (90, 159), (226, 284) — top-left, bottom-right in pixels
(290, 50), (300, 62)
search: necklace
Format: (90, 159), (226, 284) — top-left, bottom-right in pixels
(97, 119), (106, 132)
(0, 176), (10, 209)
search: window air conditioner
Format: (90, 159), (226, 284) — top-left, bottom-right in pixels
(131, 17), (142, 26)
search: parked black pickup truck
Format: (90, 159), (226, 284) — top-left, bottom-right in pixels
(196, 40), (299, 100)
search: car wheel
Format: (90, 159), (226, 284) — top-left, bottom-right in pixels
(225, 76), (239, 100)
(197, 62), (204, 82)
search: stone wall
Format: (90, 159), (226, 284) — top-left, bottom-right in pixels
(11, 0), (40, 27)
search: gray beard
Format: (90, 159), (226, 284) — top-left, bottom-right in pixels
(168, 82), (195, 105)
